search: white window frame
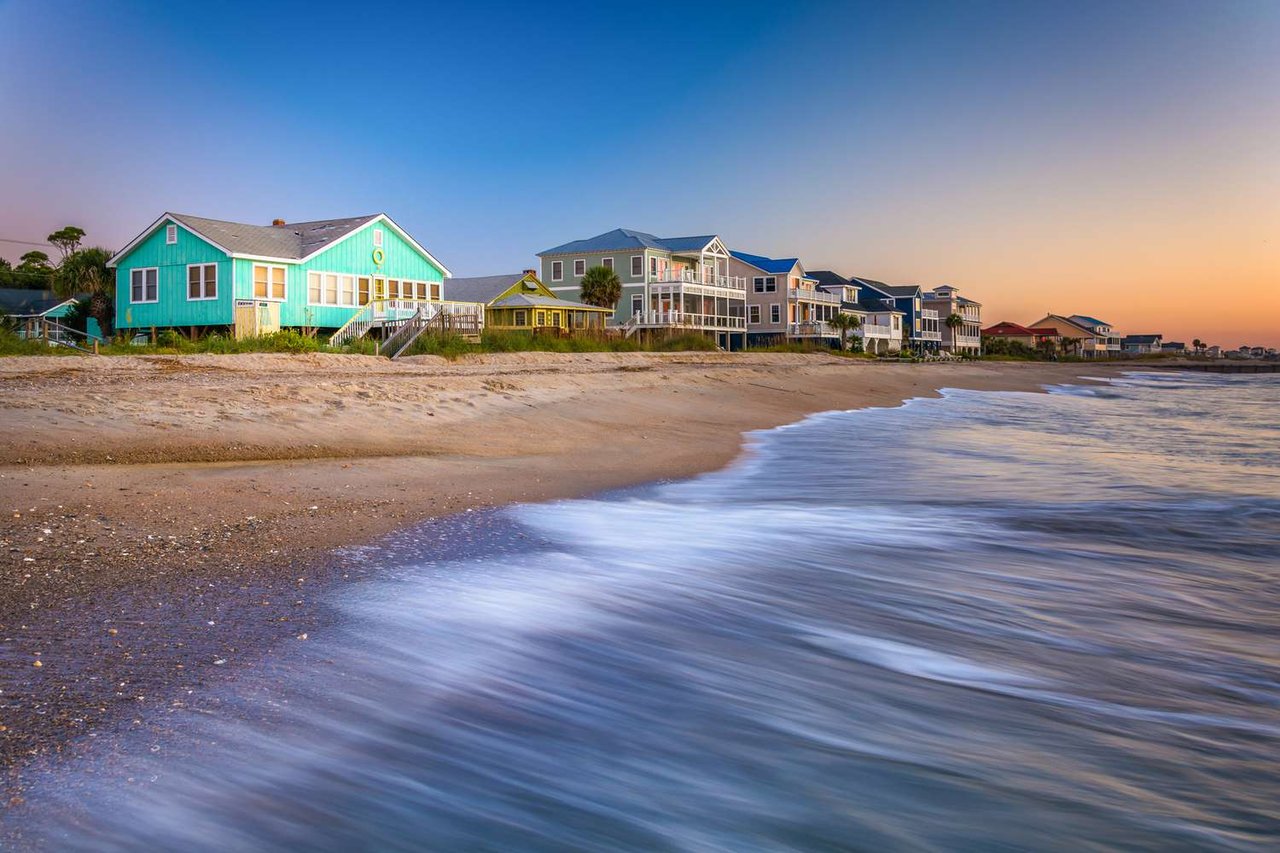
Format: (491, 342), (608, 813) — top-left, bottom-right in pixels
(631, 294), (643, 316)
(631, 255), (643, 277)
(551, 260), (563, 282)
(573, 258), (586, 277)
(748, 305), (761, 324)
(602, 257), (614, 272)
(165, 224), (177, 245)
(130, 266), (159, 304)
(186, 263), (217, 301)
(770, 303), (781, 324)
(253, 263), (288, 302)
(373, 229), (384, 248)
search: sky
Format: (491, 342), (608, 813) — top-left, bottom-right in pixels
(1, 0), (1277, 347)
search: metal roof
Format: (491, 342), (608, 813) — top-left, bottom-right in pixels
(538, 229), (717, 256)
(729, 250), (799, 275)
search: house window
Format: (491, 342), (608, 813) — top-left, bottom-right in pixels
(649, 256), (657, 277)
(187, 264), (217, 300)
(770, 304), (781, 324)
(748, 305), (761, 324)
(514, 310), (527, 326)
(602, 257), (614, 271)
(340, 275), (356, 306)
(536, 310), (546, 326)
(552, 261), (563, 281)
(253, 264), (286, 300)
(631, 294), (642, 316)
(165, 224), (177, 245)
(373, 229), (384, 248)
(130, 267), (158, 303)
(754, 276), (777, 293)
(430, 282), (441, 300)
(573, 259), (586, 277)
(358, 277), (371, 305)
(631, 255), (642, 277)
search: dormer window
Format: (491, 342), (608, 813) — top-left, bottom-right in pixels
(166, 224), (177, 244)
(373, 229), (384, 248)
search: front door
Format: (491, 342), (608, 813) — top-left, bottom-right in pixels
(373, 278), (387, 301)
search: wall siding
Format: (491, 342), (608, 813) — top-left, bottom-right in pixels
(114, 220), (233, 329)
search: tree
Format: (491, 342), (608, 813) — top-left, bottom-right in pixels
(828, 312), (862, 350)
(580, 265), (622, 309)
(16, 250), (52, 272)
(1192, 338), (1204, 355)
(11, 250), (54, 289)
(1059, 336), (1081, 357)
(47, 226), (86, 262)
(54, 247), (115, 336)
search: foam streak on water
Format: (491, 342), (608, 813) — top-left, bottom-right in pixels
(12, 372), (1280, 851)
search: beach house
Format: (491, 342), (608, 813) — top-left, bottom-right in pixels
(728, 252), (843, 347)
(1121, 334), (1163, 354)
(0, 287), (103, 344)
(1026, 314), (1118, 357)
(981, 321), (1060, 351)
(108, 212), (479, 341)
(923, 285), (982, 355)
(537, 229), (746, 349)
(807, 271), (902, 353)
(853, 278), (941, 353)
(444, 271), (612, 334)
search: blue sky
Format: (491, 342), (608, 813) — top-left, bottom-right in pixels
(1, 0), (1277, 344)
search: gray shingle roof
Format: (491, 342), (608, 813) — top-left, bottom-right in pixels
(491, 293), (608, 310)
(538, 228), (716, 256)
(807, 270), (850, 289)
(170, 213), (380, 259)
(444, 274), (528, 304)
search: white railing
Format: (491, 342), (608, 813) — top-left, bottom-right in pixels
(328, 298), (484, 347)
(788, 321), (838, 337)
(859, 323), (895, 339)
(648, 270), (746, 290)
(788, 286), (842, 304)
(921, 308), (940, 320)
(633, 310), (746, 330)
(954, 334), (981, 346)
(918, 329), (943, 341)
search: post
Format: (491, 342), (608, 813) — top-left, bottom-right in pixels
(93, 340), (99, 355)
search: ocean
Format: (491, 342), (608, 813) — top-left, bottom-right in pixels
(11, 371), (1280, 850)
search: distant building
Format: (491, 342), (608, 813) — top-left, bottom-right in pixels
(808, 270), (902, 353)
(1162, 341), (1188, 354)
(1122, 334), (1163, 354)
(1028, 314), (1118, 358)
(444, 271), (611, 334)
(853, 278), (940, 352)
(982, 321), (1059, 350)
(0, 286), (103, 342)
(923, 285), (982, 354)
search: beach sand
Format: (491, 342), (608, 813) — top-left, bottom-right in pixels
(0, 352), (1125, 795)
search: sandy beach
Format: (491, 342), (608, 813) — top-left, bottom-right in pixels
(0, 353), (1126, 795)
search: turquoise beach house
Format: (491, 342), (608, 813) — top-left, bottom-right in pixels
(108, 212), (454, 339)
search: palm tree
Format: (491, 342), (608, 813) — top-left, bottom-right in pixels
(828, 312), (862, 350)
(54, 247), (114, 336)
(1192, 338), (1204, 356)
(944, 312), (964, 352)
(580, 265), (622, 309)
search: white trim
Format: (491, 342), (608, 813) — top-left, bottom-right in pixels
(108, 214), (233, 267)
(748, 304), (761, 325)
(165, 224), (177, 245)
(129, 267), (159, 304)
(551, 260), (563, 282)
(601, 256), (614, 272)
(251, 263), (288, 302)
(630, 255), (643, 277)
(185, 263), (218, 301)
(573, 258), (586, 277)
(296, 213), (452, 275)
(769, 303), (781, 324)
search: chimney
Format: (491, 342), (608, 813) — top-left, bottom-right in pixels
(523, 268), (536, 277)
(272, 218), (286, 227)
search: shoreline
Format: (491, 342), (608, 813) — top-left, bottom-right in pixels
(0, 353), (1128, 794)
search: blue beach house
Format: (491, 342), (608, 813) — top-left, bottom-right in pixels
(108, 213), (457, 341)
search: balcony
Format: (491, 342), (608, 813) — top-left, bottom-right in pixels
(787, 286), (842, 305)
(647, 269), (746, 292)
(953, 333), (981, 348)
(859, 323), (895, 339)
(632, 310), (745, 331)
(787, 321), (838, 338)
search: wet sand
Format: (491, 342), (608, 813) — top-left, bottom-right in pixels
(0, 352), (1125, 796)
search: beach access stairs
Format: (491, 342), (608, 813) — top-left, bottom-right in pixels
(328, 299), (484, 356)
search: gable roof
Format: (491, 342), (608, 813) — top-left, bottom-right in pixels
(537, 228), (718, 257)
(849, 276), (920, 300)
(108, 212), (451, 275)
(1031, 314), (1098, 336)
(1123, 334), (1163, 344)
(491, 293), (609, 310)
(807, 270), (850, 289)
(1069, 314), (1112, 330)
(729, 250), (799, 275)
(0, 288), (74, 316)
(983, 321), (1036, 336)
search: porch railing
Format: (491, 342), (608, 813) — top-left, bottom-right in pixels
(788, 286), (842, 304)
(647, 270), (746, 290)
(632, 310), (746, 330)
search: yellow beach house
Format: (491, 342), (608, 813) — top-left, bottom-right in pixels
(445, 271), (612, 334)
